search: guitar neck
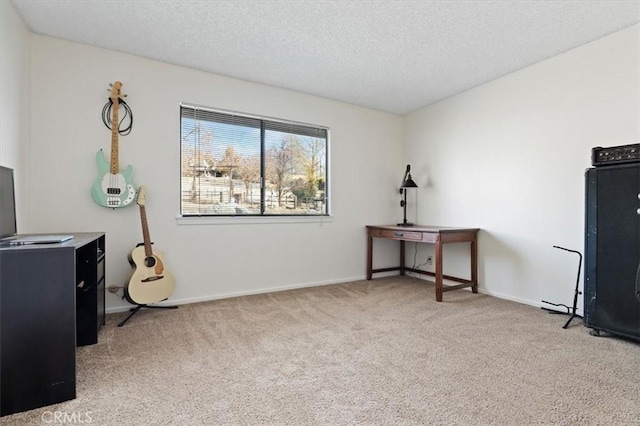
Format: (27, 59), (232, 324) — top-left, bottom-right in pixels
(110, 98), (120, 175)
(139, 205), (153, 257)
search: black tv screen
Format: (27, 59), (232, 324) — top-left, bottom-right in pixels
(0, 166), (17, 240)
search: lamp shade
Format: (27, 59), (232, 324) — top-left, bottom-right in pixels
(401, 174), (418, 188)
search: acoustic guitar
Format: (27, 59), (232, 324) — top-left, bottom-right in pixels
(125, 186), (175, 305)
(90, 81), (136, 208)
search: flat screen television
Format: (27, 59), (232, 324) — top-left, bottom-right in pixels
(0, 166), (17, 240)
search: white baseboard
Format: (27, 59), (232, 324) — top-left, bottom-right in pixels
(476, 288), (544, 309)
(105, 275), (366, 315)
(106, 275), (547, 315)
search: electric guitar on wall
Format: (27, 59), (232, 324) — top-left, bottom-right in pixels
(90, 81), (136, 208)
(125, 186), (176, 305)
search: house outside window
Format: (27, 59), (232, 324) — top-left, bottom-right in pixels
(180, 105), (329, 217)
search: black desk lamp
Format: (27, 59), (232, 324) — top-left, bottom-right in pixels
(398, 164), (418, 227)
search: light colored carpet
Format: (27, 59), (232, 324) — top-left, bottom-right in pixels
(4, 277), (640, 425)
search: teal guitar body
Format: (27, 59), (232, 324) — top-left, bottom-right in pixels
(91, 149), (136, 208)
(91, 81), (136, 208)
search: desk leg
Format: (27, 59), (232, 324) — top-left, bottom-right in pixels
(400, 240), (405, 276)
(366, 234), (373, 280)
(435, 238), (443, 302)
(471, 238), (478, 293)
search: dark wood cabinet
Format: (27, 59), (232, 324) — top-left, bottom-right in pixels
(76, 235), (106, 346)
(0, 232), (105, 416)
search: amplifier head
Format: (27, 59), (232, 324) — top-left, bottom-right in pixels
(592, 143), (640, 167)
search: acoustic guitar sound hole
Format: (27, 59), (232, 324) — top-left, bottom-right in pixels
(144, 256), (156, 268)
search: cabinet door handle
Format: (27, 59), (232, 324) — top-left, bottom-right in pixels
(395, 232), (403, 237)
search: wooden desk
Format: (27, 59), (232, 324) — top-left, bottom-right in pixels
(366, 225), (479, 302)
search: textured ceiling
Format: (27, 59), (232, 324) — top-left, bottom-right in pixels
(10, 0), (640, 115)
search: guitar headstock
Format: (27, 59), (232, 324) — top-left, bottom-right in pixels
(108, 81), (124, 103)
(136, 185), (148, 207)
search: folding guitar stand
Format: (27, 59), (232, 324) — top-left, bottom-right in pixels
(117, 300), (178, 327)
(541, 245), (583, 329)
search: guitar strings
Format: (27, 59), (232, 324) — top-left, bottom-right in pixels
(101, 98), (134, 136)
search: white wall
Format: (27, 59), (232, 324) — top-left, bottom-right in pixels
(27, 35), (403, 312)
(0, 0), (31, 225)
(404, 24), (640, 308)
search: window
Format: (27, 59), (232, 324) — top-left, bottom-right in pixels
(180, 105), (329, 217)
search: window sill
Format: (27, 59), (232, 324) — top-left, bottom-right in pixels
(176, 215), (334, 226)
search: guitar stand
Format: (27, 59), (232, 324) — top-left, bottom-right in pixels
(541, 245), (583, 329)
(117, 300), (178, 327)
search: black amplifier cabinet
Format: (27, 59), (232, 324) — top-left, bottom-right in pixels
(584, 163), (640, 341)
(592, 143), (640, 167)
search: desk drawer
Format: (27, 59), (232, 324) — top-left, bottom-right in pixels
(371, 229), (422, 241)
